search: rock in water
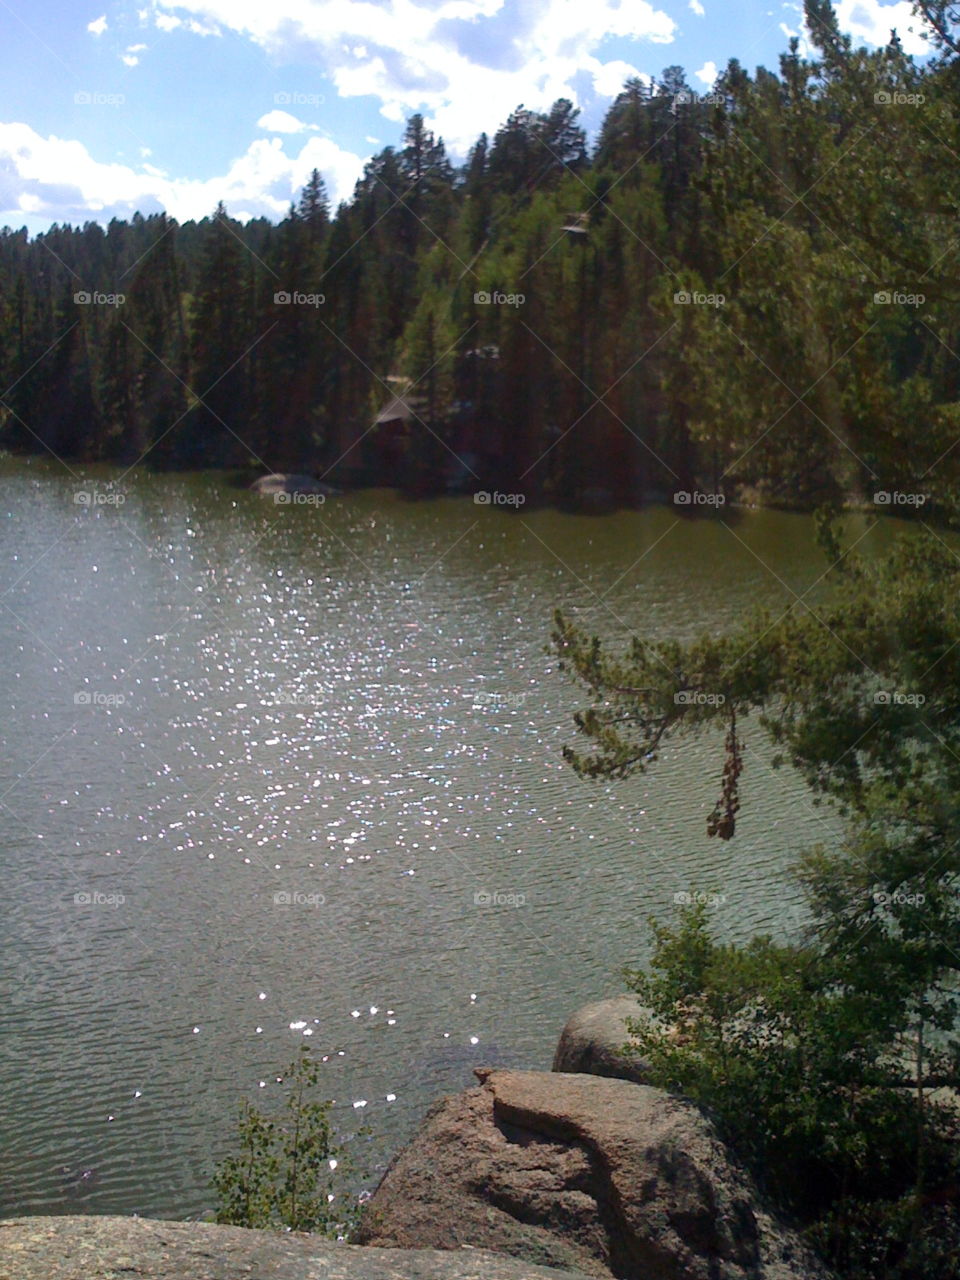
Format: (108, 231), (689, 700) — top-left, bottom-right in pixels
(0, 1216), (593, 1280)
(250, 473), (337, 496)
(355, 1069), (832, 1280)
(552, 995), (653, 1084)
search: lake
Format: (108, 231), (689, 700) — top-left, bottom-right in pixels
(0, 457), (892, 1219)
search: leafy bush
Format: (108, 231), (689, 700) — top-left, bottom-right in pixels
(212, 1047), (356, 1235)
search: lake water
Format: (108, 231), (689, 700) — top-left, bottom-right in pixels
(0, 457), (892, 1220)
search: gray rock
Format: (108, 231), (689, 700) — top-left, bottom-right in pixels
(0, 1215), (593, 1280)
(250, 473), (336, 496)
(552, 995), (653, 1085)
(356, 1069), (831, 1280)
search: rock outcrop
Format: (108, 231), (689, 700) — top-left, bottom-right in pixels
(0, 1215), (593, 1280)
(552, 995), (652, 1084)
(356, 1069), (830, 1280)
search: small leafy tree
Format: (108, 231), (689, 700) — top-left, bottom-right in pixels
(213, 1047), (352, 1235)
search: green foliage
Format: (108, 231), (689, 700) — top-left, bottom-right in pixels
(624, 903), (960, 1277)
(212, 1047), (354, 1236)
(625, 905), (959, 1210)
(8, 9), (960, 506)
(556, 521), (960, 1275)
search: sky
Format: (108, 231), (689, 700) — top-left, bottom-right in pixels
(0, 0), (934, 235)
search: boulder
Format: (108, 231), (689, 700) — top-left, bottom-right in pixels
(356, 1069), (830, 1280)
(250, 473), (336, 496)
(552, 995), (652, 1085)
(0, 1215), (593, 1280)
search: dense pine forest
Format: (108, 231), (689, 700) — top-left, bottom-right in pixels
(4, 0), (960, 513)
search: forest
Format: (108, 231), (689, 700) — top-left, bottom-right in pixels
(3, 0), (960, 515)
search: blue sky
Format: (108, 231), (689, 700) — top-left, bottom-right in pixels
(0, 0), (932, 234)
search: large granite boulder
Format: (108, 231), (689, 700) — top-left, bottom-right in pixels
(356, 1069), (830, 1280)
(552, 995), (652, 1084)
(0, 1216), (593, 1280)
(250, 473), (336, 497)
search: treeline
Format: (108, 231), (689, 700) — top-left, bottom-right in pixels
(4, 0), (960, 511)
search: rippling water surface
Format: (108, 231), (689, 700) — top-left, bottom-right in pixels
(0, 458), (893, 1218)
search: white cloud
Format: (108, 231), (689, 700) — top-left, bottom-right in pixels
(148, 4), (221, 35)
(834, 0), (928, 55)
(694, 59), (717, 85)
(591, 59), (649, 98)
(0, 122), (366, 226)
(256, 109), (318, 133)
(149, 0), (676, 153)
(87, 14), (108, 35)
(689, 0), (705, 14)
